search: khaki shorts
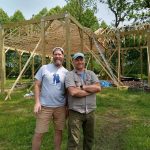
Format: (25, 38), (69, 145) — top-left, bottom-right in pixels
(35, 106), (66, 133)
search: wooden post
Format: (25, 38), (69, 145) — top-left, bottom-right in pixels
(121, 48), (124, 76)
(90, 38), (94, 71)
(41, 18), (46, 65)
(117, 30), (121, 83)
(32, 55), (35, 80)
(79, 28), (83, 52)
(140, 48), (143, 79)
(147, 29), (150, 86)
(0, 25), (5, 93)
(18, 51), (23, 82)
(65, 14), (71, 70)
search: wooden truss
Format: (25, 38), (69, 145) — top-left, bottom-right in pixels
(1, 13), (149, 100)
(95, 23), (150, 86)
(0, 13), (121, 100)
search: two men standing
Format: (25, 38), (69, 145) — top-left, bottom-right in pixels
(32, 48), (101, 150)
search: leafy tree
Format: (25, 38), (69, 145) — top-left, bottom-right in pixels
(10, 10), (25, 22)
(99, 0), (132, 27)
(0, 8), (10, 24)
(100, 20), (108, 28)
(99, 0), (150, 27)
(129, 0), (150, 23)
(81, 8), (99, 30)
(33, 8), (48, 19)
(63, 0), (99, 30)
(64, 0), (97, 21)
(47, 6), (63, 16)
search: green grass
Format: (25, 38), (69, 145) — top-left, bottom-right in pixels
(0, 88), (150, 150)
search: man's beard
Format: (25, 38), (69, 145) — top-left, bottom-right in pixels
(54, 59), (63, 67)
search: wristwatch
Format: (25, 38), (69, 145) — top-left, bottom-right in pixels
(80, 85), (83, 90)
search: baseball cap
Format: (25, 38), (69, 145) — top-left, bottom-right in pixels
(52, 47), (64, 54)
(73, 52), (85, 59)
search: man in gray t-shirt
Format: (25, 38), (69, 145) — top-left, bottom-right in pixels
(32, 47), (68, 150)
(65, 52), (101, 150)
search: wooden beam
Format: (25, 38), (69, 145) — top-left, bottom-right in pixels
(4, 46), (49, 57)
(0, 25), (5, 93)
(2, 13), (66, 29)
(3, 19), (40, 29)
(65, 14), (71, 70)
(90, 38), (94, 71)
(43, 13), (66, 22)
(147, 30), (150, 86)
(79, 28), (84, 52)
(69, 14), (83, 30)
(41, 19), (46, 65)
(18, 51), (23, 82)
(117, 30), (121, 83)
(32, 55), (35, 80)
(140, 48), (143, 79)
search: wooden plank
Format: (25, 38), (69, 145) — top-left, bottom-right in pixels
(3, 19), (40, 29)
(32, 56), (35, 80)
(140, 48), (143, 79)
(79, 28), (84, 52)
(65, 15), (71, 70)
(2, 13), (66, 29)
(18, 51), (22, 82)
(4, 46), (48, 57)
(147, 30), (150, 86)
(117, 30), (121, 83)
(0, 25), (5, 93)
(69, 14), (83, 30)
(41, 19), (46, 65)
(90, 38), (94, 70)
(42, 13), (66, 22)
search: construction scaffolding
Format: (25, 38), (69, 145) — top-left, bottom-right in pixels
(0, 13), (150, 99)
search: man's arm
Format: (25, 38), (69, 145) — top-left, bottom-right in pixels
(82, 82), (101, 93)
(67, 86), (91, 97)
(34, 79), (42, 113)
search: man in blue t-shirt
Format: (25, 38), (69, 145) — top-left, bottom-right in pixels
(32, 47), (68, 150)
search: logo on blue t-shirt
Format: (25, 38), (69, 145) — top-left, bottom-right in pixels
(53, 74), (60, 84)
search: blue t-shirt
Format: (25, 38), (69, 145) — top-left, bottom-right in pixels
(35, 64), (68, 107)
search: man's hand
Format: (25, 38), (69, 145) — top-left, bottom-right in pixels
(34, 102), (41, 114)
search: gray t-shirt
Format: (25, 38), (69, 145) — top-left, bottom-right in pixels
(35, 63), (68, 107)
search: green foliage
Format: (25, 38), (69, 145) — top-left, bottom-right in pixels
(80, 8), (99, 30)
(99, 0), (150, 27)
(47, 6), (64, 16)
(100, 20), (108, 29)
(128, 0), (150, 23)
(10, 10), (25, 22)
(99, 0), (132, 27)
(64, 0), (99, 30)
(5, 50), (42, 79)
(6, 51), (19, 77)
(0, 8), (10, 24)
(33, 8), (48, 19)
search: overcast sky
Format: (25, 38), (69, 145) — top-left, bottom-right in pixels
(0, 0), (114, 25)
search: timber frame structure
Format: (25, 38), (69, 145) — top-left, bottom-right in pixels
(95, 23), (150, 86)
(1, 13), (118, 100)
(0, 13), (150, 99)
